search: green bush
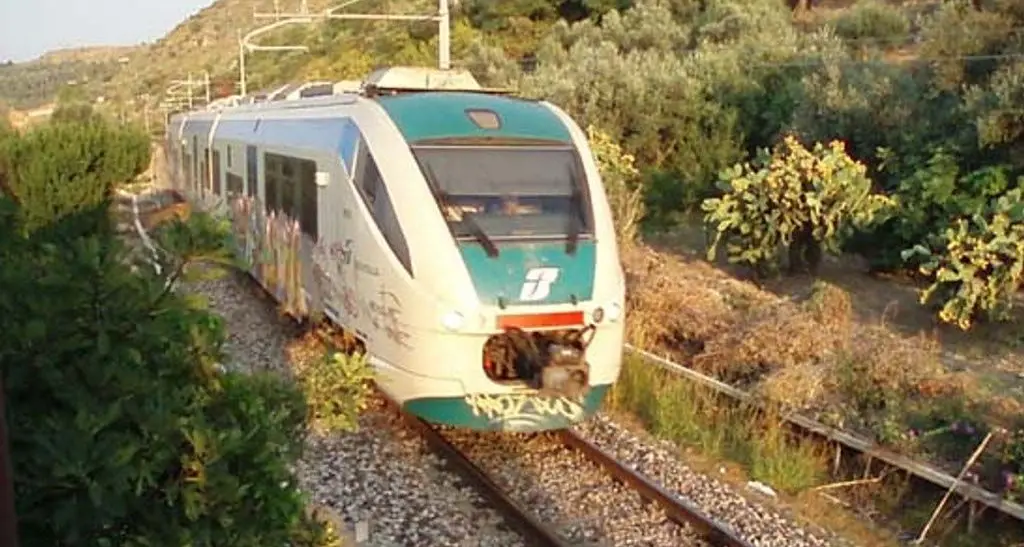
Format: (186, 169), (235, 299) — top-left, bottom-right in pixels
(0, 117), (149, 235)
(857, 150), (1020, 271)
(903, 189), (1024, 330)
(0, 206), (326, 545)
(0, 188), (341, 545)
(703, 135), (891, 276)
(831, 0), (910, 45)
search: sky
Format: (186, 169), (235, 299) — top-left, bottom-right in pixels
(0, 0), (216, 63)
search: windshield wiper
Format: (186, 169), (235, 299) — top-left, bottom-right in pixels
(461, 209), (500, 258)
(419, 159), (500, 259)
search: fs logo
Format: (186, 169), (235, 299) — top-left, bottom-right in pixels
(519, 267), (560, 302)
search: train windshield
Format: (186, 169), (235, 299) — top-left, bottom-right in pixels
(411, 145), (593, 244)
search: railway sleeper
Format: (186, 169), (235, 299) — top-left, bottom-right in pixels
(482, 325), (596, 399)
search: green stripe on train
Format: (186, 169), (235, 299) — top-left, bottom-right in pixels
(459, 240), (596, 306)
(376, 92), (572, 143)
(402, 384), (611, 431)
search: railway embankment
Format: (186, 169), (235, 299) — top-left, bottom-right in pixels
(611, 241), (1024, 546)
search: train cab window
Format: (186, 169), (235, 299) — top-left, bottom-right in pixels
(353, 136), (412, 275)
(212, 150), (222, 195)
(245, 146), (258, 197)
(411, 144), (594, 243)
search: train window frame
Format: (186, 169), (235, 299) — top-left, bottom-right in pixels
(264, 153), (281, 215)
(212, 149), (222, 195)
(200, 149), (209, 194)
(226, 172), (244, 197)
(351, 136), (413, 276)
(410, 143), (597, 243)
(299, 159), (318, 239)
(264, 152), (318, 234)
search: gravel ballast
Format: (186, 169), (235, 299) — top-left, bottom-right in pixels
(183, 271), (527, 547)
(441, 428), (713, 546)
(575, 415), (841, 547)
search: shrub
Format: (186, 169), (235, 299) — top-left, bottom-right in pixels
(903, 189), (1024, 330)
(586, 125), (645, 245)
(702, 135), (891, 276)
(0, 118), (150, 235)
(295, 349), (374, 436)
(831, 0), (910, 45)
(861, 150), (1018, 271)
(0, 199), (335, 545)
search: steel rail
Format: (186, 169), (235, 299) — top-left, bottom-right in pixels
(376, 392), (572, 547)
(558, 429), (756, 547)
(624, 344), (1024, 523)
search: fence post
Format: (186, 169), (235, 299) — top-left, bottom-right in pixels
(0, 375), (20, 547)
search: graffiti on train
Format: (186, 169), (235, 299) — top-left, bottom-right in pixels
(227, 195), (308, 317)
(366, 289), (412, 348)
(464, 392), (587, 429)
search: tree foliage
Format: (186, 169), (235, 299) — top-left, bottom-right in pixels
(587, 125), (644, 245)
(0, 120), (350, 544)
(904, 189), (1024, 330)
(703, 136), (891, 276)
(0, 115), (149, 234)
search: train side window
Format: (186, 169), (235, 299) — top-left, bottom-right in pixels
(226, 146), (233, 169)
(299, 159), (318, 238)
(212, 150), (222, 195)
(281, 157), (296, 220)
(353, 137), (412, 275)
(226, 172), (244, 197)
(191, 136), (198, 190)
(200, 151), (209, 193)
(245, 146), (258, 197)
(264, 153), (281, 215)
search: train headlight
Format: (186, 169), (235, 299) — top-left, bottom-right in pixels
(592, 307), (605, 324)
(441, 311), (465, 331)
(606, 302), (623, 322)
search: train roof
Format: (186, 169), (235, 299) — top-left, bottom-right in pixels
(376, 92), (571, 144)
(169, 66), (574, 146)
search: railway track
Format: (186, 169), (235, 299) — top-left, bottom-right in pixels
(123, 196), (790, 547)
(378, 388), (754, 547)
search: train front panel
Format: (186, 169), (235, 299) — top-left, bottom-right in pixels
(365, 92), (626, 432)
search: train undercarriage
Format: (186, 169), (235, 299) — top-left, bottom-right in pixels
(482, 325), (596, 399)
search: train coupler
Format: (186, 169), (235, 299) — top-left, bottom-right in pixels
(482, 324), (596, 399)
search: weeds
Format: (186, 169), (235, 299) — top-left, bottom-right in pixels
(609, 354), (827, 493)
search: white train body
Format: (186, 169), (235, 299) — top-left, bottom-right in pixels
(166, 67), (626, 431)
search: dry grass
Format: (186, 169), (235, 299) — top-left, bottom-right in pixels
(620, 241), (1023, 470)
(617, 241), (1024, 545)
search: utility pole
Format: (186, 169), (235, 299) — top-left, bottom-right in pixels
(238, 18), (312, 97)
(253, 0), (451, 70)
(204, 71), (211, 105)
(0, 375), (21, 547)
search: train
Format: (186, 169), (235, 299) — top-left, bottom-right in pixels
(165, 66), (626, 432)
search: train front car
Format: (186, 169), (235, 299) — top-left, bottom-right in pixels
(376, 90), (626, 432)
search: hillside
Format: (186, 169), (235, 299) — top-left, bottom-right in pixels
(36, 45), (137, 65)
(102, 0), (639, 112)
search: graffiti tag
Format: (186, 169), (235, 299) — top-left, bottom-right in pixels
(365, 289), (412, 349)
(354, 259), (380, 277)
(464, 393), (586, 430)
